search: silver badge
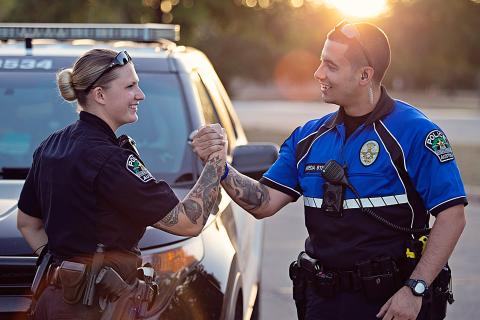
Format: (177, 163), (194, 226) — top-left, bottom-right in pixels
(360, 140), (380, 166)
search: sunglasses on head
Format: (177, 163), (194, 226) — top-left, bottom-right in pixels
(85, 50), (132, 92)
(334, 21), (373, 68)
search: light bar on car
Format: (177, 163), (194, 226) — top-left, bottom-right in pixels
(0, 23), (180, 42)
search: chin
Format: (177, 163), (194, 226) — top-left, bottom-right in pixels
(321, 95), (336, 105)
(121, 115), (138, 126)
(129, 115), (139, 123)
(129, 112), (139, 121)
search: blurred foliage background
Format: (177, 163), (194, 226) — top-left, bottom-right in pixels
(1, 0), (479, 93)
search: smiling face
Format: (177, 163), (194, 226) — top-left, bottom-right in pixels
(100, 63), (145, 131)
(314, 39), (361, 107)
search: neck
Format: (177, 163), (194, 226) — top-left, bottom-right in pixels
(83, 105), (118, 132)
(343, 84), (381, 117)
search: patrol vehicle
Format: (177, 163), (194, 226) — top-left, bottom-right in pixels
(0, 23), (277, 320)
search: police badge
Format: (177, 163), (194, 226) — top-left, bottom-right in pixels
(360, 140), (380, 166)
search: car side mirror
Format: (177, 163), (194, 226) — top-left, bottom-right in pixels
(231, 143), (278, 180)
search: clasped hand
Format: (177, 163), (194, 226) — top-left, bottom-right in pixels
(190, 124), (228, 163)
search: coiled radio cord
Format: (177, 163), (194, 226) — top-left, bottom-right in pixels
(321, 159), (430, 235)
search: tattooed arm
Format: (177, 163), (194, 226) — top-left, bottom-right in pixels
(191, 125), (293, 219)
(221, 165), (293, 219)
(152, 151), (225, 236)
(192, 126), (293, 219)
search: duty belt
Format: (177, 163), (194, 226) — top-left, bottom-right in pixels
(294, 252), (403, 300)
(297, 252), (362, 292)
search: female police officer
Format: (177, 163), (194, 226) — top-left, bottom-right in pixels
(16, 48), (227, 319)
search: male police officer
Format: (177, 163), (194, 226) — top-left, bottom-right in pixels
(192, 21), (467, 319)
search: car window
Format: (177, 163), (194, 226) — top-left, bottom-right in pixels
(215, 82), (239, 139)
(118, 73), (190, 178)
(0, 71), (192, 184)
(0, 72), (77, 168)
(191, 72), (220, 125)
(197, 72), (236, 149)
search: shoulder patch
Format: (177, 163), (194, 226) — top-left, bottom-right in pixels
(126, 154), (154, 183)
(424, 130), (454, 163)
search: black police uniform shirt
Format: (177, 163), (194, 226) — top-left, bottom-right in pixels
(18, 111), (179, 258)
(259, 87), (467, 270)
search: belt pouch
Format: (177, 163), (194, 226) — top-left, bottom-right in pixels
(429, 265), (452, 320)
(289, 261), (306, 302)
(58, 261), (88, 304)
(361, 273), (396, 302)
(357, 258), (397, 302)
(313, 271), (336, 298)
(100, 280), (139, 320)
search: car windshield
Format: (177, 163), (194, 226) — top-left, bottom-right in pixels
(0, 71), (193, 184)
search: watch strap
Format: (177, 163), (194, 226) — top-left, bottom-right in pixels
(405, 278), (428, 297)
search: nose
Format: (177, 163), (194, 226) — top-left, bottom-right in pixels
(136, 86), (145, 101)
(314, 65), (325, 82)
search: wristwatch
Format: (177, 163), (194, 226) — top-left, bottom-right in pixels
(405, 279), (428, 297)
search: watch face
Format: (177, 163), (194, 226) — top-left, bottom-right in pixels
(414, 282), (426, 294)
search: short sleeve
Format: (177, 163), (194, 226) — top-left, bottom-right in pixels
(407, 125), (467, 216)
(259, 128), (302, 200)
(96, 149), (180, 226)
(18, 149), (42, 218)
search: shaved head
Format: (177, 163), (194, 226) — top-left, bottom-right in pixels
(327, 22), (391, 84)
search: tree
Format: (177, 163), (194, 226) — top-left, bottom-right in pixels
(1, 0), (479, 90)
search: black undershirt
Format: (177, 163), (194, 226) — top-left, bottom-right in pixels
(343, 111), (372, 140)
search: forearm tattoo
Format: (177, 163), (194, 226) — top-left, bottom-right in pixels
(159, 153), (223, 228)
(159, 204), (181, 226)
(223, 167), (270, 212)
(184, 199), (202, 224)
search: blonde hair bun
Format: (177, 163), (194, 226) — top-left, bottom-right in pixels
(57, 68), (77, 102)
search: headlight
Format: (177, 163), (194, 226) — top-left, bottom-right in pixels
(140, 236), (204, 314)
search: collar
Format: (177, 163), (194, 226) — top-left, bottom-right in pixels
(324, 86), (395, 129)
(79, 111), (117, 141)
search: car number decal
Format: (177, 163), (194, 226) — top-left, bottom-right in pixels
(0, 58), (53, 70)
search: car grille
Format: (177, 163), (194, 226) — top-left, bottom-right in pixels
(0, 257), (37, 296)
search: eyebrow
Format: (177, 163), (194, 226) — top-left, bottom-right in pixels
(322, 58), (339, 68)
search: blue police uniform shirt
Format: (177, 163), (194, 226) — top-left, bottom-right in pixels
(18, 111), (179, 258)
(260, 87), (467, 269)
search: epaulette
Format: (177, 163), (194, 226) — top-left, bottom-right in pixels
(118, 134), (141, 159)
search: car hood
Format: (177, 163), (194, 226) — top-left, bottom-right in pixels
(0, 180), (190, 255)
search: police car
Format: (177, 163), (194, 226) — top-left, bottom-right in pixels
(0, 23), (277, 320)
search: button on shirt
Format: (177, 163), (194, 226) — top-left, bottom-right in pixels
(18, 111), (179, 258)
(259, 87), (467, 269)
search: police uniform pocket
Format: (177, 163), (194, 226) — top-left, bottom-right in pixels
(58, 261), (88, 304)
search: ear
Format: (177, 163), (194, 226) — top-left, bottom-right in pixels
(91, 87), (107, 105)
(359, 67), (375, 85)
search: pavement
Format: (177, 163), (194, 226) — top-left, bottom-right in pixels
(466, 185), (480, 203)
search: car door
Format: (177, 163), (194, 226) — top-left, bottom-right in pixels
(194, 70), (263, 315)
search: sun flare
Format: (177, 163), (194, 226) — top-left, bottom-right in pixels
(322, 0), (389, 18)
